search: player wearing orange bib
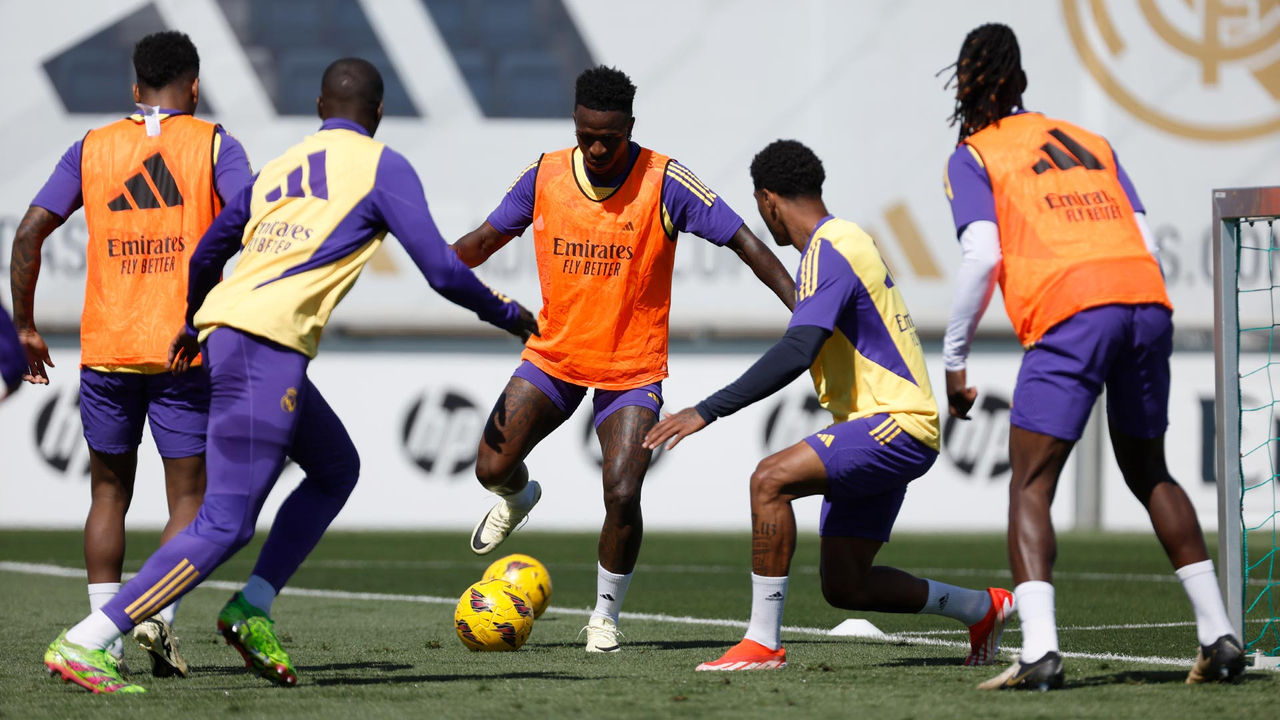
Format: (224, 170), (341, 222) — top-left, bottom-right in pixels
(939, 24), (1243, 689)
(9, 32), (250, 677)
(455, 66), (795, 652)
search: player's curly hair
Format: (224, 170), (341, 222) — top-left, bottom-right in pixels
(942, 23), (1026, 142)
(132, 31), (200, 90)
(750, 140), (824, 198)
(574, 66), (635, 114)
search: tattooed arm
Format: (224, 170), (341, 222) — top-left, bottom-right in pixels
(9, 206), (66, 383)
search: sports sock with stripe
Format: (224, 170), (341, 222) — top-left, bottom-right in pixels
(919, 579), (990, 626)
(744, 573), (789, 651)
(591, 563), (632, 623)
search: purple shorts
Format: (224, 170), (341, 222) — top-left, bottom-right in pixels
(1012, 303), (1171, 441)
(513, 361), (662, 427)
(79, 366), (210, 457)
(806, 413), (938, 542)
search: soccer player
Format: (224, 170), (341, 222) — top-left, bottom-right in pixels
(940, 24), (1243, 690)
(455, 66), (795, 652)
(0, 304), (23, 402)
(10, 31), (251, 678)
(41, 57), (539, 695)
(644, 139), (1012, 671)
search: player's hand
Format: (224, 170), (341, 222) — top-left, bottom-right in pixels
(17, 327), (53, 384)
(945, 368), (977, 419)
(168, 328), (201, 375)
(508, 303), (540, 344)
(643, 407), (707, 451)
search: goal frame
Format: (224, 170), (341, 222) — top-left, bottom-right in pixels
(1212, 185), (1280, 643)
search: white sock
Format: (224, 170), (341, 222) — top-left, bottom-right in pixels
(743, 573), (788, 651)
(87, 583), (124, 658)
(157, 599), (180, 627)
(66, 609), (124, 651)
(500, 481), (538, 510)
(919, 579), (991, 626)
(591, 563), (632, 623)
(1175, 559), (1236, 646)
(1014, 581), (1058, 662)
(241, 575), (278, 617)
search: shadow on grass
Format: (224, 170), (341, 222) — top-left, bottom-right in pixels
(1076, 669), (1269, 687)
(312, 670), (590, 686)
(194, 661), (411, 677)
(876, 656), (974, 668)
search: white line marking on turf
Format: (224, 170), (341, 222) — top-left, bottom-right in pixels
(0, 561), (1207, 669)
(297, 559), (1270, 587)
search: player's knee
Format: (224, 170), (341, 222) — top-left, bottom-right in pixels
(749, 460), (788, 506)
(601, 478), (640, 514)
(474, 447), (514, 488)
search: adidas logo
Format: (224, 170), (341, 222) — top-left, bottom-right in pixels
(765, 591), (784, 601)
(816, 433), (834, 447)
(938, 593), (949, 611)
(599, 593), (615, 601)
(1031, 128), (1104, 175)
(107, 152), (183, 211)
(622, 221), (635, 231)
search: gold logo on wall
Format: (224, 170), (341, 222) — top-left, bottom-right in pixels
(1063, 0), (1280, 141)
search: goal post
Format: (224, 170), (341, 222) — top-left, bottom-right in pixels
(1212, 185), (1280, 662)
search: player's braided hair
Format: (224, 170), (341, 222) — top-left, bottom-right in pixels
(943, 23), (1025, 142)
(133, 31), (200, 90)
(574, 66), (635, 115)
(750, 139), (824, 198)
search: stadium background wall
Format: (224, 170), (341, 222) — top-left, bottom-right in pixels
(0, 1), (1276, 530)
(0, 348), (1249, 532)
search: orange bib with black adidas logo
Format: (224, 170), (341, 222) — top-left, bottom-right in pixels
(523, 146), (674, 390)
(80, 115), (220, 369)
(964, 113), (1170, 347)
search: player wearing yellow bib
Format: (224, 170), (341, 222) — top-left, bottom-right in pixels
(647, 140), (1012, 671)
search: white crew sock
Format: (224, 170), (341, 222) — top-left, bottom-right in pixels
(1175, 559), (1236, 646)
(1014, 581), (1058, 662)
(66, 609), (125, 652)
(743, 573), (789, 651)
(87, 582), (124, 658)
(241, 575), (278, 617)
(919, 579), (991, 626)
(591, 563), (632, 623)
(500, 482), (538, 510)
(157, 599), (180, 627)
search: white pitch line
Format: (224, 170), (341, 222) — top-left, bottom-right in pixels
(288, 558), (1274, 587)
(0, 561), (1214, 669)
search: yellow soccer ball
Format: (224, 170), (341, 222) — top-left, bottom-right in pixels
(454, 578), (535, 651)
(482, 553), (553, 618)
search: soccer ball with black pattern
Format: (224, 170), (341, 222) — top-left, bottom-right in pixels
(454, 578), (535, 651)
(482, 553), (553, 619)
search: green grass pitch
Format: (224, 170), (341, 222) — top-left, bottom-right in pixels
(1, 529), (1276, 718)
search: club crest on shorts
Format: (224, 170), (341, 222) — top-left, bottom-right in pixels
(280, 387), (298, 413)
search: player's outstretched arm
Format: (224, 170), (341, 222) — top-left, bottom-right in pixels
(725, 224), (797, 311)
(375, 151), (537, 340)
(644, 325), (828, 451)
(9, 206), (65, 384)
(453, 222), (515, 268)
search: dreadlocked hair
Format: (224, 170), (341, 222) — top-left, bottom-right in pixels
(942, 23), (1025, 142)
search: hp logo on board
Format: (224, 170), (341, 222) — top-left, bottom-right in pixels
(942, 394), (1012, 480)
(34, 387), (90, 477)
(401, 388), (485, 478)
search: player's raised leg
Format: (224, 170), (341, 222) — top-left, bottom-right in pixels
(470, 367), (575, 554)
(585, 400), (658, 652)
